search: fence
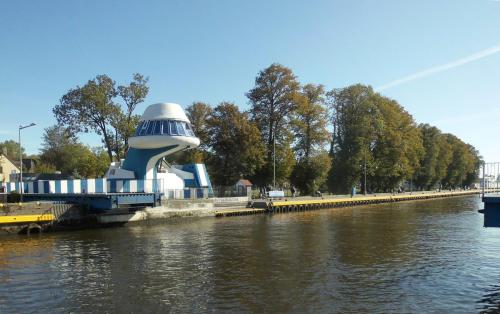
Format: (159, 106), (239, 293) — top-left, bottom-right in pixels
(0, 179), (215, 200)
(2, 179), (163, 194)
(481, 162), (500, 195)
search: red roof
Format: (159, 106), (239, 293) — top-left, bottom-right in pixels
(236, 179), (252, 186)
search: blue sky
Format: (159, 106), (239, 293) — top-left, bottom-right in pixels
(1, 0), (499, 160)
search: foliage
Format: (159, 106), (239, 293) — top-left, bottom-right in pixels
(326, 85), (424, 193)
(290, 84), (330, 194)
(326, 85), (381, 193)
(53, 74), (149, 161)
(0, 140), (25, 161)
(369, 94), (424, 192)
(247, 63), (300, 186)
(181, 102), (214, 164)
(38, 125), (109, 178)
(291, 152), (331, 195)
(292, 84), (329, 159)
(117, 73), (149, 152)
(206, 102), (264, 186)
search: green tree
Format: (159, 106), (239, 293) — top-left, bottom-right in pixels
(247, 63), (300, 186)
(185, 102), (213, 163)
(206, 102), (264, 187)
(290, 84), (331, 194)
(327, 84), (381, 193)
(53, 73), (149, 161)
(38, 125), (109, 178)
(369, 94), (423, 191)
(442, 134), (480, 188)
(415, 124), (452, 190)
(327, 84), (423, 193)
(117, 73), (149, 152)
(291, 152), (331, 195)
(0, 140), (24, 161)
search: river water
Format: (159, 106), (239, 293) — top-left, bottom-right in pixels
(1, 195), (500, 313)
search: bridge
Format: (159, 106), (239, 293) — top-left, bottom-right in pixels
(480, 162), (500, 227)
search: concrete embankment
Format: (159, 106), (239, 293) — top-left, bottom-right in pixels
(0, 189), (493, 235)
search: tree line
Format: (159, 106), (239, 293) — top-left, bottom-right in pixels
(177, 64), (481, 194)
(3, 64), (480, 194)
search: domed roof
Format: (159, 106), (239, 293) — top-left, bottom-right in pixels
(140, 103), (190, 122)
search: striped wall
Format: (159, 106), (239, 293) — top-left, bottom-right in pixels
(1, 179), (161, 194)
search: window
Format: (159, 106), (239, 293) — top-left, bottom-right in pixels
(146, 121), (155, 135)
(176, 121), (186, 136)
(170, 120), (178, 135)
(154, 121), (162, 135)
(139, 121), (149, 136)
(184, 123), (194, 136)
(162, 121), (170, 135)
(135, 121), (144, 136)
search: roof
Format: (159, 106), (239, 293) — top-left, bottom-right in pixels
(0, 154), (20, 171)
(236, 179), (252, 186)
(140, 103), (190, 123)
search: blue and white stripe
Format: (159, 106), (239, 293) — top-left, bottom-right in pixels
(1, 179), (161, 194)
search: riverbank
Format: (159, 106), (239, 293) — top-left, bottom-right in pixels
(0, 189), (494, 235)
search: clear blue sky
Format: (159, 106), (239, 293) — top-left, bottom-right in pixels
(1, 0), (499, 160)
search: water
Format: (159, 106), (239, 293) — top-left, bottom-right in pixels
(1, 195), (500, 313)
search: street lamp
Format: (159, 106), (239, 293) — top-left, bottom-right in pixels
(19, 122), (36, 202)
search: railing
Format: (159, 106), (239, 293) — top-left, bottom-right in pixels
(481, 162), (500, 197)
(162, 188), (213, 199)
(1, 179), (163, 194)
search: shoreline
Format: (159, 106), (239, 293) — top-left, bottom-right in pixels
(0, 189), (493, 235)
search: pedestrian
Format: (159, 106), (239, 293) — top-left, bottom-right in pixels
(291, 186), (296, 197)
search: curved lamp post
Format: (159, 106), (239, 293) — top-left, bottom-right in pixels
(19, 123), (36, 202)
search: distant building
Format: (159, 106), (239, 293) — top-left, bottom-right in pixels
(0, 154), (19, 183)
(235, 179), (253, 196)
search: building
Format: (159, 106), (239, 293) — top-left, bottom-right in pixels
(0, 154), (19, 183)
(235, 179), (252, 196)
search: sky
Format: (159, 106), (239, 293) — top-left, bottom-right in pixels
(0, 0), (499, 160)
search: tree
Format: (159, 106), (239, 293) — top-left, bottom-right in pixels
(291, 152), (331, 195)
(292, 84), (329, 159)
(53, 74), (149, 161)
(415, 124), (452, 190)
(168, 102), (213, 165)
(117, 73), (149, 152)
(185, 102), (213, 163)
(369, 94), (423, 191)
(0, 140), (24, 161)
(247, 63), (300, 186)
(327, 84), (423, 193)
(290, 84), (331, 194)
(206, 102), (264, 187)
(38, 125), (109, 178)
(442, 134), (480, 188)
(327, 84), (381, 193)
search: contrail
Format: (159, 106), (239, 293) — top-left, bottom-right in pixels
(376, 44), (500, 91)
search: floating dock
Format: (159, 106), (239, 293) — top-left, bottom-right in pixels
(242, 190), (491, 215)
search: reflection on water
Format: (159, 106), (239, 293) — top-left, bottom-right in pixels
(1, 196), (500, 313)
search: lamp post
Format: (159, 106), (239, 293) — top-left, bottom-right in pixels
(19, 123), (36, 202)
(363, 152), (367, 195)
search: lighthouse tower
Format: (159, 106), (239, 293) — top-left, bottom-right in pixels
(105, 103), (212, 192)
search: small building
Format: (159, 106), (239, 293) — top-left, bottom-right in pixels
(235, 179), (253, 196)
(0, 154), (20, 183)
